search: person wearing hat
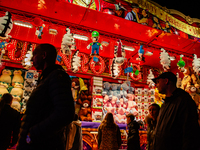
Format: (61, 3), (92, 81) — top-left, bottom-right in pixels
(125, 4), (139, 22)
(87, 31), (103, 56)
(152, 72), (200, 150)
(126, 113), (141, 150)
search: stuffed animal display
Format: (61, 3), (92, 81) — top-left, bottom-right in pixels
(193, 54), (200, 75)
(71, 50), (81, 73)
(146, 69), (155, 88)
(0, 69), (12, 97)
(102, 81), (137, 124)
(160, 48), (171, 71)
(114, 39), (125, 65)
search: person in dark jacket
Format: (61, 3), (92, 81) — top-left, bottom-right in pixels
(17, 44), (75, 150)
(126, 113), (140, 150)
(0, 93), (21, 150)
(65, 113), (83, 150)
(98, 112), (121, 150)
(152, 72), (200, 150)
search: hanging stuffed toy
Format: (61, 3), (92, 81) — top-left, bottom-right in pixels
(0, 11), (13, 39)
(160, 48), (171, 71)
(22, 44), (33, 70)
(147, 69), (155, 88)
(136, 43), (145, 62)
(87, 31), (103, 56)
(35, 24), (45, 39)
(192, 54), (200, 75)
(114, 39), (125, 65)
(177, 54), (185, 72)
(71, 50), (81, 73)
(110, 58), (121, 79)
(61, 28), (75, 56)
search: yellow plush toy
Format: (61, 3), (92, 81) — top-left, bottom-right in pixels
(187, 85), (200, 110)
(0, 69), (12, 97)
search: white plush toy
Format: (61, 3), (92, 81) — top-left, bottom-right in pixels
(147, 69), (155, 88)
(61, 28), (75, 55)
(160, 48), (171, 71)
(192, 54), (200, 75)
(0, 11), (13, 39)
(22, 44), (33, 70)
(71, 50), (81, 73)
(114, 39), (126, 65)
(110, 58), (120, 79)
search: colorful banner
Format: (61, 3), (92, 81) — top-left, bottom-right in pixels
(128, 0), (200, 38)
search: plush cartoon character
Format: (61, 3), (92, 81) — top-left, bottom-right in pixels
(102, 82), (111, 96)
(79, 99), (92, 121)
(114, 39), (125, 65)
(0, 69), (11, 97)
(187, 85), (200, 110)
(176, 73), (182, 88)
(127, 93), (137, 113)
(192, 54), (200, 75)
(71, 50), (81, 73)
(115, 107), (126, 124)
(22, 44), (33, 70)
(103, 95), (112, 107)
(160, 48), (171, 71)
(61, 28), (76, 55)
(111, 96), (118, 107)
(35, 24), (45, 39)
(136, 44), (145, 62)
(177, 54), (185, 72)
(87, 31), (103, 56)
(0, 11), (13, 39)
(110, 57), (121, 79)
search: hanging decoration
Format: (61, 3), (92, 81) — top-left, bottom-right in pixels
(22, 44), (35, 70)
(0, 11), (13, 40)
(61, 28), (76, 55)
(136, 43), (145, 62)
(71, 50), (81, 73)
(114, 39), (126, 65)
(79, 53), (89, 73)
(129, 63), (141, 81)
(160, 48), (171, 71)
(58, 49), (72, 70)
(110, 58), (122, 79)
(7, 40), (27, 61)
(177, 54), (185, 72)
(192, 54), (200, 75)
(87, 31), (103, 58)
(35, 24), (45, 39)
(146, 69), (155, 88)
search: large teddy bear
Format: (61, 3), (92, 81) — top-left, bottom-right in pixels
(0, 69), (12, 97)
(115, 107), (126, 124)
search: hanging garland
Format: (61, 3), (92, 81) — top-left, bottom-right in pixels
(79, 53), (89, 73)
(129, 63), (142, 81)
(89, 56), (105, 75)
(7, 40), (27, 61)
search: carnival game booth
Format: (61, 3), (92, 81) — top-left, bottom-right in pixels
(1, 0), (200, 149)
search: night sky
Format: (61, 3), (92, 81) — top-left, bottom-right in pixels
(152, 0), (199, 19)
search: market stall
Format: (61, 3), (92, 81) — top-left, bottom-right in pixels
(1, 0), (200, 149)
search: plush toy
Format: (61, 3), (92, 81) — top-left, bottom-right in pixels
(35, 24), (45, 39)
(115, 107), (126, 124)
(111, 96), (118, 107)
(136, 43), (145, 62)
(110, 58), (121, 79)
(187, 85), (200, 110)
(176, 73), (182, 88)
(177, 54), (185, 72)
(160, 48), (171, 71)
(71, 78), (80, 102)
(71, 50), (81, 73)
(87, 31), (103, 56)
(0, 11), (13, 39)
(114, 39), (125, 65)
(103, 95), (112, 107)
(192, 54), (200, 75)
(79, 99), (92, 121)
(147, 69), (155, 88)
(102, 82), (111, 96)
(0, 69), (11, 97)
(61, 28), (76, 55)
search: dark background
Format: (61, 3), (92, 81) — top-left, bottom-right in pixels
(151, 0), (199, 19)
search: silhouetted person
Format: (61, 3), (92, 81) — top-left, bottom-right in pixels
(126, 113), (140, 150)
(152, 72), (200, 150)
(17, 44), (75, 150)
(0, 93), (20, 150)
(145, 103), (160, 150)
(65, 114), (83, 150)
(98, 113), (121, 150)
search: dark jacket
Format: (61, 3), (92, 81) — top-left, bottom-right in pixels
(0, 105), (21, 150)
(127, 120), (140, 150)
(98, 122), (121, 150)
(153, 88), (200, 150)
(17, 65), (75, 150)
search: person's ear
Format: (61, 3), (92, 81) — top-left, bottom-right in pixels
(165, 78), (169, 85)
(42, 51), (47, 59)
